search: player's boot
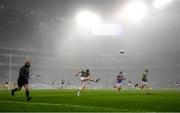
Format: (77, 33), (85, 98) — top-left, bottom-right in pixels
(11, 90), (14, 96)
(27, 96), (32, 101)
(134, 83), (138, 87)
(94, 78), (100, 82)
(77, 92), (80, 96)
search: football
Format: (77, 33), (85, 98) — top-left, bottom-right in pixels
(120, 50), (124, 54)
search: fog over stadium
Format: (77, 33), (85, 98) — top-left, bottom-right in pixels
(0, 0), (180, 88)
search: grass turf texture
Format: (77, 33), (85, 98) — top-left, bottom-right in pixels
(0, 89), (180, 112)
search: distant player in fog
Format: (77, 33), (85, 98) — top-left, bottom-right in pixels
(61, 80), (66, 89)
(127, 79), (133, 89)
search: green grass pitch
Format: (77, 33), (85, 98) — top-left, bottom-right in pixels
(0, 89), (180, 112)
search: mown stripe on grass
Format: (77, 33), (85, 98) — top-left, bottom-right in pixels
(0, 100), (117, 111)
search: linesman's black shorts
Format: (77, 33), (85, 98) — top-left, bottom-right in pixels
(18, 78), (28, 87)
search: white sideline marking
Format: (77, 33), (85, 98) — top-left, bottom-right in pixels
(0, 100), (116, 111)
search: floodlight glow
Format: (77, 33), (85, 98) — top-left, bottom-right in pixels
(76, 10), (101, 28)
(153, 0), (174, 9)
(92, 24), (122, 36)
(122, 1), (148, 22)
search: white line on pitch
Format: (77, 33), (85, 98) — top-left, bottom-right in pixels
(0, 100), (117, 111)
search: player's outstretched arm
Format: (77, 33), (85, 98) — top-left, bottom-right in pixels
(29, 75), (40, 79)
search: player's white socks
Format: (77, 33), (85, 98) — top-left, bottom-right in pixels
(77, 91), (80, 96)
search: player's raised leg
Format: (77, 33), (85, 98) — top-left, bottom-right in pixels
(11, 86), (21, 96)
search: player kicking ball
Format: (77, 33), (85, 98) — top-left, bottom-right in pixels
(75, 69), (100, 96)
(135, 69), (150, 94)
(11, 61), (32, 101)
(114, 71), (126, 94)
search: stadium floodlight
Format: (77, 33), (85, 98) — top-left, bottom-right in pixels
(76, 10), (101, 28)
(122, 1), (148, 23)
(153, 0), (174, 9)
